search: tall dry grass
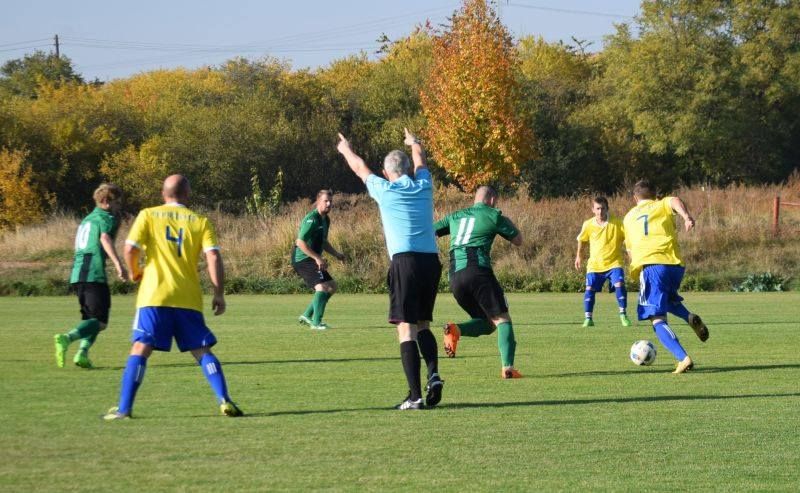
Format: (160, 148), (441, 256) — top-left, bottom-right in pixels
(2, 181), (798, 293)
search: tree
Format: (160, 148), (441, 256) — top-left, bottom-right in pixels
(0, 51), (83, 99)
(421, 0), (533, 190)
(0, 149), (46, 228)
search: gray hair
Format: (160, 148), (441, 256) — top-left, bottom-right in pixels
(383, 150), (411, 176)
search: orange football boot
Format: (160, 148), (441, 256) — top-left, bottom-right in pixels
(443, 322), (461, 358)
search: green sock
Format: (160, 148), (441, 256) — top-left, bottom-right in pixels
(458, 318), (496, 337)
(302, 300), (314, 318)
(78, 333), (98, 353)
(497, 321), (516, 367)
(311, 291), (330, 325)
(66, 319), (100, 342)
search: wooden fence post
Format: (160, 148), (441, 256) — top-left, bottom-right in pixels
(773, 196), (780, 235)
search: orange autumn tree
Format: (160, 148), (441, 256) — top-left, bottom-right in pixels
(421, 0), (533, 190)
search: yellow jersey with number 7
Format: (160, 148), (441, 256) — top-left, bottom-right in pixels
(623, 197), (682, 279)
(126, 204), (219, 311)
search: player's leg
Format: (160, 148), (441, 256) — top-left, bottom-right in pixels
(665, 266), (709, 341)
(640, 266), (693, 373)
(610, 268), (631, 327)
(473, 270), (519, 378)
(74, 283), (111, 368)
(582, 273), (600, 327)
(389, 255), (425, 410)
(293, 258), (319, 326)
(105, 307), (173, 420)
(174, 308), (243, 416)
(416, 254), (443, 406)
(310, 276), (335, 329)
(55, 283), (101, 367)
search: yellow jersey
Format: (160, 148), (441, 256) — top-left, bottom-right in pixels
(623, 197), (682, 279)
(576, 216), (625, 273)
(126, 204), (219, 311)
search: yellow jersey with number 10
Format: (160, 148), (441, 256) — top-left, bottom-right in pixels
(623, 197), (682, 279)
(126, 204), (219, 311)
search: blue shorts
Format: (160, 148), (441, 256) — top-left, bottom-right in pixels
(131, 307), (217, 352)
(637, 265), (685, 320)
(586, 267), (625, 292)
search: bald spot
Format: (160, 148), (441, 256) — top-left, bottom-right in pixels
(163, 174), (190, 202)
(474, 186), (497, 204)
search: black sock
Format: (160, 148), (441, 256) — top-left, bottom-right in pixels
(416, 329), (439, 379)
(400, 341), (422, 400)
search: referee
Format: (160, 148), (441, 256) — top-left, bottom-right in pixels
(337, 128), (443, 410)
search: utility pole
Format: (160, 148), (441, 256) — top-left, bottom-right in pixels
(54, 34), (59, 59)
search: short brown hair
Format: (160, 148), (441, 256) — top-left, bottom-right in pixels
(317, 189), (333, 199)
(593, 196), (609, 208)
(633, 180), (655, 200)
(93, 183), (122, 204)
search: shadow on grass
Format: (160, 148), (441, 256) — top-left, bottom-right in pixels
(92, 355), (403, 371)
(230, 391), (800, 417)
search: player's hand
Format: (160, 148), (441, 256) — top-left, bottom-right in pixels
(336, 252), (346, 262)
(403, 127), (419, 146)
(212, 294), (226, 316)
(574, 257), (581, 271)
(316, 257), (328, 271)
(117, 267), (129, 282)
(336, 133), (351, 154)
(684, 216), (695, 232)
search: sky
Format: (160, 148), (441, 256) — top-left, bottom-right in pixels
(1, 0), (642, 82)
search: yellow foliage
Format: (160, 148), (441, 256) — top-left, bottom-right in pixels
(99, 137), (170, 208)
(0, 149), (45, 229)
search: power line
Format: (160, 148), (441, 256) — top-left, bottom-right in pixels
(0, 44), (52, 54)
(0, 38), (52, 48)
(506, 2), (634, 19)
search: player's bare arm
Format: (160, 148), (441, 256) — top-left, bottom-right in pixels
(123, 242), (143, 282)
(669, 197), (695, 232)
(323, 241), (346, 261)
(100, 232), (129, 281)
(205, 249), (226, 316)
(336, 133), (372, 183)
(296, 238), (327, 270)
(574, 241), (585, 270)
(403, 127), (427, 172)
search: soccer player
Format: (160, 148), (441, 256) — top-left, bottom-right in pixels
(623, 179), (710, 374)
(292, 189), (346, 330)
(54, 183), (128, 369)
(103, 175), (243, 420)
(574, 196), (632, 328)
(435, 186), (524, 379)
(337, 128), (443, 410)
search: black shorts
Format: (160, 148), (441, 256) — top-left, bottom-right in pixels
(387, 252), (442, 325)
(292, 256), (333, 289)
(450, 267), (508, 319)
(73, 282), (111, 324)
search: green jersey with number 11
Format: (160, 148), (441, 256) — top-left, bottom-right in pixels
(434, 202), (519, 273)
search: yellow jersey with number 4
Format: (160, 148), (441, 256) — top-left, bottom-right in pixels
(126, 204), (219, 311)
(623, 197), (682, 279)
(576, 216), (625, 273)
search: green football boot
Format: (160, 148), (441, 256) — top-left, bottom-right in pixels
(620, 314), (632, 327)
(582, 318), (595, 328)
(54, 334), (70, 368)
(74, 351), (94, 369)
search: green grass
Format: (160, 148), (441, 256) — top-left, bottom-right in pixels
(1, 293), (799, 491)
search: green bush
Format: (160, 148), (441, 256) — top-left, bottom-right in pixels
(733, 272), (786, 292)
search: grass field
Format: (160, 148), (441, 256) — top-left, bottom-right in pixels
(1, 292), (799, 491)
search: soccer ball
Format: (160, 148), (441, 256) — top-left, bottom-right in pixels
(630, 340), (657, 366)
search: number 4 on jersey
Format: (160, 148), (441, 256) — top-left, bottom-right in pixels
(166, 226), (184, 257)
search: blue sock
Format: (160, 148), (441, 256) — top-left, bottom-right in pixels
(669, 303), (691, 323)
(117, 355), (147, 415)
(615, 285), (627, 312)
(653, 321), (688, 361)
(200, 353), (230, 403)
(583, 289), (595, 316)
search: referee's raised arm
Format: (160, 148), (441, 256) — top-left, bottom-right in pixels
(403, 127), (427, 173)
(336, 133), (372, 183)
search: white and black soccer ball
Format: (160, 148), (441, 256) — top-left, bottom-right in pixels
(630, 340), (657, 366)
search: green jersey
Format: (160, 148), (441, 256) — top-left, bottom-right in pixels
(69, 207), (119, 284)
(292, 209), (330, 262)
(434, 203), (519, 273)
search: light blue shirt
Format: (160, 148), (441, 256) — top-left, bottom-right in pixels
(366, 168), (438, 258)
